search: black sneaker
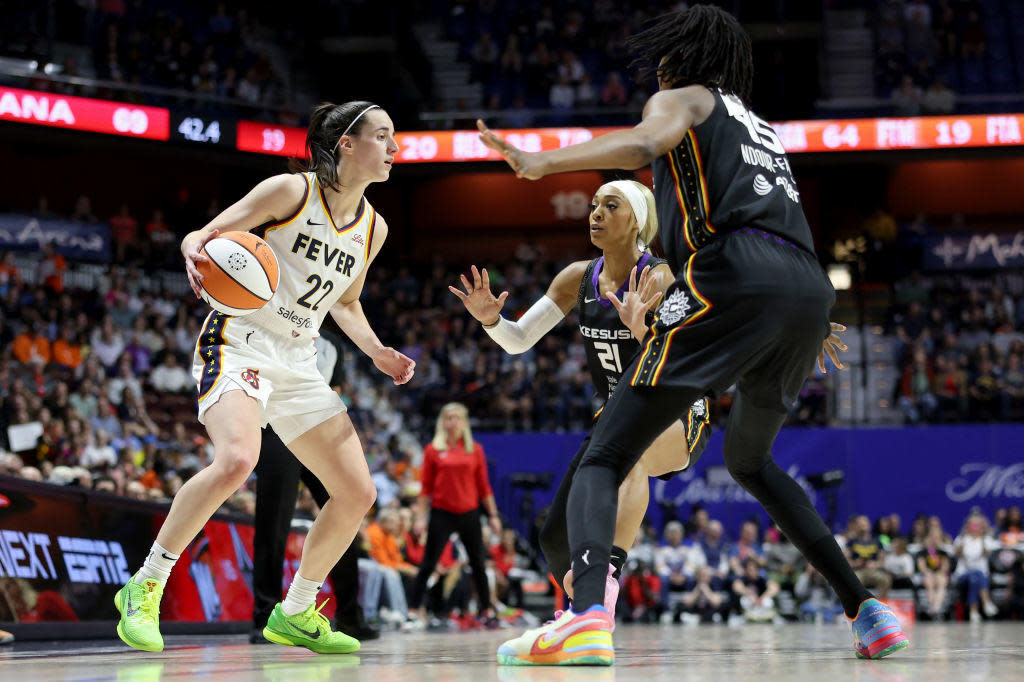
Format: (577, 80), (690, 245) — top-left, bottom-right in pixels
(336, 619), (381, 641)
(250, 627), (272, 644)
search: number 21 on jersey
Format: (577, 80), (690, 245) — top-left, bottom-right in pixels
(594, 341), (623, 373)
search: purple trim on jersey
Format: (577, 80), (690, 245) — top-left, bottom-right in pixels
(592, 252), (653, 308)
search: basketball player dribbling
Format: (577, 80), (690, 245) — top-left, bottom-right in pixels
(114, 101), (414, 654)
(480, 5), (908, 665)
(451, 180), (712, 613)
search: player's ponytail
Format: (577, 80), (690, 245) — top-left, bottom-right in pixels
(632, 181), (659, 251)
(290, 100), (381, 191)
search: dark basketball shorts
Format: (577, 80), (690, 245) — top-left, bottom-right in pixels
(629, 227), (835, 414)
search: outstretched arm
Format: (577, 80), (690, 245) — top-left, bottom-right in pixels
(477, 86), (715, 178)
(449, 261), (587, 354)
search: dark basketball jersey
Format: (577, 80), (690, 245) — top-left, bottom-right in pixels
(577, 251), (665, 402)
(651, 89), (815, 273)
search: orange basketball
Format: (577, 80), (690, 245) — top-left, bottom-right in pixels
(197, 232), (279, 316)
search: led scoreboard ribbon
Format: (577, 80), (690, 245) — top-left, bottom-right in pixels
(2, 85), (1022, 157)
(0, 85), (169, 140)
(239, 115), (1024, 161)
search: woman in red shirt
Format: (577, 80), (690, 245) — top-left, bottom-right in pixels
(409, 402), (501, 623)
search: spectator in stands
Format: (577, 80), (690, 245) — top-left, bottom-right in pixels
(898, 345), (937, 423)
(729, 520), (764, 574)
(680, 565), (729, 624)
(933, 355), (967, 419)
(968, 359), (1001, 421)
(621, 550), (662, 624)
(556, 50), (585, 86)
(684, 506), (709, 541)
(0, 252), (21, 296)
(883, 536), (916, 592)
(846, 514), (891, 599)
(70, 195), (97, 223)
(795, 564), (843, 623)
(656, 521), (696, 617)
(732, 557), (780, 623)
(700, 520), (730, 578)
(38, 242), (66, 294)
(90, 316), (125, 370)
(51, 327), (82, 370)
(916, 526), (952, 619)
(954, 511), (1001, 622)
(576, 74), (597, 107)
(371, 458), (402, 509)
(601, 71), (627, 106)
(490, 528), (525, 609)
(13, 323), (51, 366)
(763, 528), (803, 592)
(109, 204), (138, 262)
(366, 509), (418, 625)
(922, 77), (956, 114)
(108, 354), (142, 406)
(933, 1), (958, 58)
(81, 429), (118, 470)
(90, 395), (122, 441)
(124, 331), (151, 375)
(69, 378), (99, 420)
(549, 74), (575, 111)
(892, 75), (923, 116)
(148, 352), (191, 394)
(998, 507), (1023, 546)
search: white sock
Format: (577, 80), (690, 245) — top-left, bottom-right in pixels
(137, 542), (179, 585)
(282, 573), (322, 616)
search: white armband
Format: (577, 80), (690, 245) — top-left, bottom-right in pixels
(484, 295), (565, 355)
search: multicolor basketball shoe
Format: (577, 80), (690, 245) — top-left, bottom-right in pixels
(262, 601), (361, 654)
(850, 598), (909, 659)
(114, 573), (165, 652)
(497, 605), (614, 666)
(562, 565), (620, 629)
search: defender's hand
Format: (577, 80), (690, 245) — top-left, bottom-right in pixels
(818, 322), (848, 373)
(448, 265), (509, 327)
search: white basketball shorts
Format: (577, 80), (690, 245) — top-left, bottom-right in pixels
(191, 311), (345, 444)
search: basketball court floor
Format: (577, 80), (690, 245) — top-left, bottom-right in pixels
(0, 623), (1020, 681)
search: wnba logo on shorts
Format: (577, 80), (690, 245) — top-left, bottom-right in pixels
(241, 369), (260, 389)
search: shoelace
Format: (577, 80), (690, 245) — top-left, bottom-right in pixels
(139, 586), (161, 625)
(301, 599), (331, 634)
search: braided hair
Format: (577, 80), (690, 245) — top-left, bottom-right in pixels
(289, 100), (380, 191)
(627, 5), (753, 105)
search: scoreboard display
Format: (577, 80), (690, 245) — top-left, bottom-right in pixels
(2, 85), (1022, 161)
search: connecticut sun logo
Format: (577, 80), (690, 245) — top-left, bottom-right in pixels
(241, 368), (260, 389)
(657, 289), (692, 326)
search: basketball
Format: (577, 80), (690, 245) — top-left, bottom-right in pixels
(197, 232), (279, 316)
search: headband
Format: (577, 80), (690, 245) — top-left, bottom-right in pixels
(336, 104), (381, 149)
(604, 180), (649, 237)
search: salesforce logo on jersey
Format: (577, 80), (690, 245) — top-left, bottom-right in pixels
(0, 214), (110, 260)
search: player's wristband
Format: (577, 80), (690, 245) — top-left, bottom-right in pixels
(482, 316), (501, 329)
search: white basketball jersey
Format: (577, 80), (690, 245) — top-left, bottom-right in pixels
(245, 172), (376, 340)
